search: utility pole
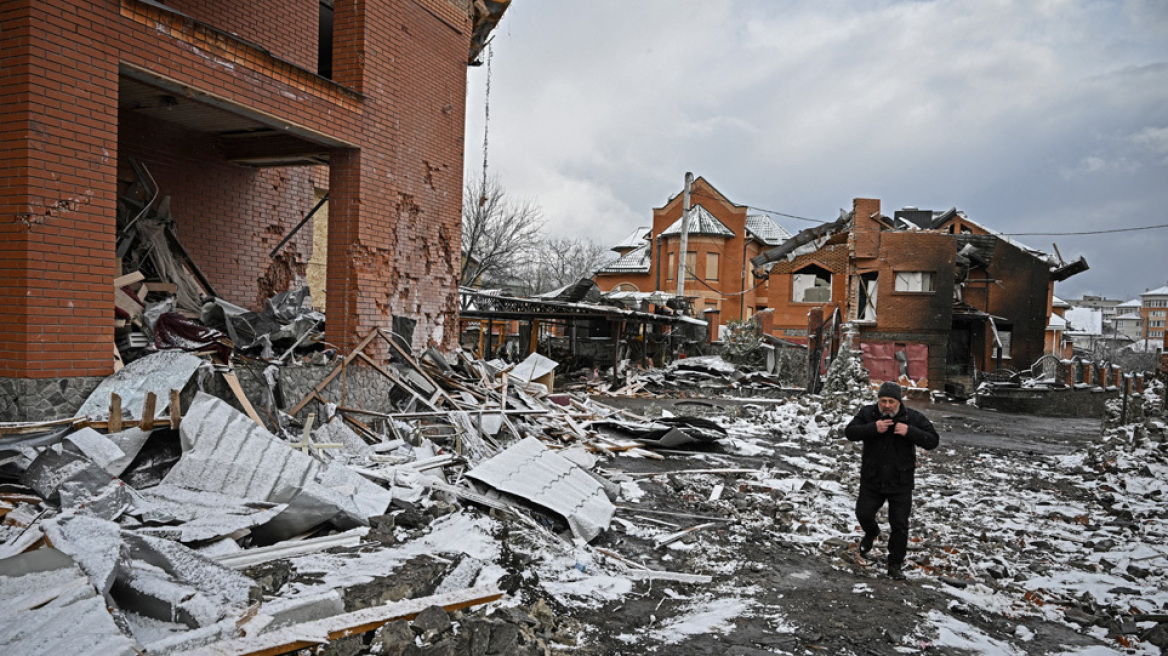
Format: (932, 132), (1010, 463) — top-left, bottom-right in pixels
(676, 172), (693, 310)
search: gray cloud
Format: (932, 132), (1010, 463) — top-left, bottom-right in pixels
(466, 0), (1168, 300)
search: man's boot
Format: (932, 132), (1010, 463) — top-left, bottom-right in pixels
(859, 533), (877, 559)
(887, 561), (906, 581)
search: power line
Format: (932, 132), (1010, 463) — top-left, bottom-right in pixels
(692, 190), (1168, 236)
(998, 223), (1168, 237)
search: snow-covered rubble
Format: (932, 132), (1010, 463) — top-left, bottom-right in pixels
(2, 339), (1166, 654)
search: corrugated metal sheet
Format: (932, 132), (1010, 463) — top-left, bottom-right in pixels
(76, 350), (203, 420)
(466, 437), (613, 542)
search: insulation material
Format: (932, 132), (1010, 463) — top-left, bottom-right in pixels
(466, 436), (614, 542)
(860, 342), (929, 385)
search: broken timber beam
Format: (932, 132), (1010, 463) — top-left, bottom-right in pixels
(173, 584), (503, 656)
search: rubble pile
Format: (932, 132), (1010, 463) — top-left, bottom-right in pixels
(4, 320), (1167, 653)
(0, 331), (734, 655)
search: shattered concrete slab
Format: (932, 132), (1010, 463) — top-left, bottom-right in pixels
(0, 548), (138, 656)
(77, 350), (203, 421)
(467, 436), (614, 542)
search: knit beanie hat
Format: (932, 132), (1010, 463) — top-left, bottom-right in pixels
(877, 381), (902, 401)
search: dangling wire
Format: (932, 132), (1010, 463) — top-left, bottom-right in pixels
(479, 43), (492, 206)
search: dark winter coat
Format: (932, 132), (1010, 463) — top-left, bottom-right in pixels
(845, 402), (940, 492)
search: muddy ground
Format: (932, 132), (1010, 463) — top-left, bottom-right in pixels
(517, 397), (1133, 656)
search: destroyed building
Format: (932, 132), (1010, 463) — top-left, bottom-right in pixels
(750, 198), (1089, 395)
(1, 0), (510, 422)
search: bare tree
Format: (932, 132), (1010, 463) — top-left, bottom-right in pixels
(461, 176), (544, 287)
(517, 236), (614, 295)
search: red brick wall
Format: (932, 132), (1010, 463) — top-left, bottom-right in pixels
(119, 110), (325, 308)
(1, 0), (120, 378)
(162, 0), (318, 71)
(1, 0), (474, 377)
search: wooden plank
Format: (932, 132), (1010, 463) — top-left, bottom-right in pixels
(355, 352), (439, 413)
(114, 271), (145, 287)
(223, 369), (264, 425)
(141, 392), (157, 431)
(288, 329), (381, 415)
(625, 570), (713, 584)
(170, 389), (182, 429)
(174, 585), (504, 656)
(109, 393), (122, 433)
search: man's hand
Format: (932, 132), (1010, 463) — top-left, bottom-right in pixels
(893, 422), (909, 437)
(876, 419), (894, 434)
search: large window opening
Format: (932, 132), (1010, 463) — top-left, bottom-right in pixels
(894, 271), (936, 293)
(793, 265), (832, 303)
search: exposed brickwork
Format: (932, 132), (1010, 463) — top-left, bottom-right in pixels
(162, 0), (318, 71)
(1, 0), (475, 379)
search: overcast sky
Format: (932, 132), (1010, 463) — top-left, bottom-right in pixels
(464, 1), (1168, 302)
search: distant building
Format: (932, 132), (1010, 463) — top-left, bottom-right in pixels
(1114, 298), (1144, 341)
(1141, 286), (1168, 344)
(1069, 295), (1123, 323)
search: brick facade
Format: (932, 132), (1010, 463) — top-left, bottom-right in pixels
(1, 0), (478, 379)
(594, 178), (778, 336)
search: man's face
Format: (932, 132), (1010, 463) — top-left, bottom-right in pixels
(878, 397), (901, 417)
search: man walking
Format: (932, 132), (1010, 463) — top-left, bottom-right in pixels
(845, 381), (940, 580)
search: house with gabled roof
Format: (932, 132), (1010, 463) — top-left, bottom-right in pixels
(592, 177), (791, 338)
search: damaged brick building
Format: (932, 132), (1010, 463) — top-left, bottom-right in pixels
(751, 198), (1089, 394)
(1, 0), (509, 420)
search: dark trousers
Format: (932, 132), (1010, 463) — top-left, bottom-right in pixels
(856, 485), (913, 566)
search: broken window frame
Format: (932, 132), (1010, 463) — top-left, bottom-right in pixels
(991, 324), (1013, 360)
(893, 271), (936, 294)
(856, 271), (878, 322)
(791, 264), (832, 303)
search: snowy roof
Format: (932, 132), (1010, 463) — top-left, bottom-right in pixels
(660, 205), (734, 238)
(1118, 298), (1142, 308)
(1115, 312), (1143, 321)
(744, 213), (792, 246)
(1045, 313), (1067, 330)
(1064, 307), (1103, 334)
(1143, 285), (1168, 297)
(1051, 295), (1071, 308)
(596, 242), (651, 274)
(611, 226), (650, 252)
